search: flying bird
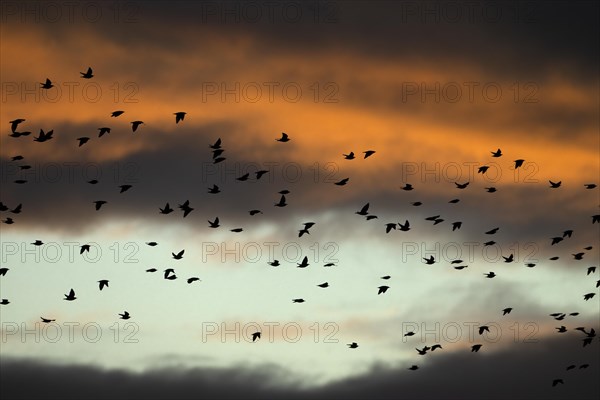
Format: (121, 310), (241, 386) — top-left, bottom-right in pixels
(502, 308), (513, 315)
(583, 293), (595, 301)
(0, 268), (8, 276)
(347, 342), (358, 348)
(208, 185), (221, 194)
(40, 317), (55, 323)
(292, 298), (305, 303)
(249, 210), (263, 216)
(208, 217), (220, 228)
(119, 185), (132, 193)
(77, 137), (90, 147)
(33, 129), (54, 142)
(356, 203), (370, 216)
(131, 121), (144, 132)
(172, 250), (185, 260)
(491, 149), (502, 157)
(80, 67), (94, 78)
(64, 289), (76, 301)
(317, 282), (329, 288)
(549, 180), (562, 188)
(514, 159), (525, 169)
(160, 203), (174, 214)
(178, 200), (194, 217)
(209, 138), (222, 149)
(484, 272), (496, 278)
(98, 280), (109, 290)
(398, 220), (410, 231)
(111, 110), (124, 117)
(93, 201), (107, 210)
(478, 166), (489, 174)
(276, 132), (290, 142)
(119, 311), (131, 320)
(98, 127), (110, 137)
(471, 344), (482, 352)
(297, 256), (309, 268)
(334, 178), (349, 186)
(503, 254), (514, 263)
(385, 223), (397, 233)
(423, 256), (435, 265)
(584, 184), (596, 189)
(378, 285), (389, 294)
(174, 112), (186, 123)
(343, 152), (355, 160)
(9, 119), (25, 132)
(363, 150), (376, 158)
(478, 326), (490, 335)
(40, 78), (54, 89)
(252, 332), (261, 342)
(401, 183), (413, 191)
(455, 182), (469, 189)
(187, 277), (200, 284)
(274, 195), (287, 207)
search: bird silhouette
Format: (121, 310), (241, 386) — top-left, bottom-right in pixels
(297, 256), (309, 268)
(131, 121), (144, 132)
(77, 137), (90, 147)
(491, 149), (502, 157)
(385, 223), (397, 233)
(408, 365), (419, 370)
(502, 308), (513, 315)
(334, 178), (349, 186)
(249, 210), (263, 216)
(431, 344), (443, 351)
(40, 78), (54, 89)
(503, 254), (514, 263)
(172, 249), (185, 260)
(209, 138), (222, 149)
(208, 217), (220, 228)
(455, 182), (469, 189)
(40, 317), (55, 323)
(556, 326), (567, 333)
(587, 266), (596, 275)
(398, 220), (410, 231)
(343, 152), (355, 160)
(80, 67), (94, 78)
(163, 269), (175, 279)
(484, 272), (496, 278)
(111, 110), (124, 117)
(485, 187), (497, 193)
(64, 289), (76, 301)
(552, 379), (564, 387)
(514, 159), (525, 169)
(356, 203), (370, 216)
(98, 280), (109, 290)
(252, 332), (261, 342)
(160, 203), (174, 214)
(471, 344), (482, 352)
(478, 166), (489, 174)
(478, 326), (490, 335)
(187, 277), (200, 284)
(0, 268), (8, 276)
(363, 150), (376, 159)
(93, 201), (107, 210)
(98, 127), (110, 137)
(174, 112), (186, 123)
(347, 342), (359, 348)
(378, 285), (389, 294)
(401, 183), (413, 191)
(9, 119), (25, 132)
(119, 185), (132, 193)
(452, 221), (462, 231)
(178, 200), (194, 217)
(255, 170), (269, 180)
(317, 282), (329, 288)
(274, 195), (287, 207)
(584, 184), (597, 189)
(423, 256), (435, 265)
(0, 299), (9, 305)
(583, 293), (595, 301)
(551, 237), (563, 245)
(562, 230), (573, 238)
(33, 129), (54, 142)
(292, 298), (305, 303)
(549, 180), (562, 188)
(276, 132), (290, 142)
(381, 275), (391, 280)
(237, 173), (250, 181)
(119, 311), (131, 320)
(268, 260), (280, 267)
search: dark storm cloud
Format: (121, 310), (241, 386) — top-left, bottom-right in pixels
(1, 335), (598, 400)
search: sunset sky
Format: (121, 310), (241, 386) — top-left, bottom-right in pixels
(1, 1), (599, 399)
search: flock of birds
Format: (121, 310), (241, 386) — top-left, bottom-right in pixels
(1, 66), (599, 391)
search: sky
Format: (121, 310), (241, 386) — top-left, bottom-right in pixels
(0, 1), (599, 399)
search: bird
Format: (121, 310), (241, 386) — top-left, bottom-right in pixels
(343, 152), (355, 160)
(551, 237), (563, 245)
(88, 180), (99, 184)
(0, 268), (8, 276)
(593, 215), (600, 224)
(0, 299), (9, 305)
(485, 187), (497, 193)
(274, 195), (287, 207)
(381, 275), (391, 280)
(425, 215), (440, 221)
(563, 230), (573, 238)
(9, 119), (25, 132)
(378, 285), (389, 294)
(525, 263), (536, 268)
(268, 260), (280, 267)
(404, 331), (415, 337)
(209, 138), (222, 149)
(411, 202), (423, 206)
(485, 227), (499, 234)
(10, 155), (24, 161)
(80, 67), (94, 78)
(514, 159), (525, 169)
(566, 365), (576, 371)
(363, 150), (376, 159)
(448, 199), (460, 204)
(208, 217), (220, 228)
(187, 277), (200, 284)
(584, 184), (597, 189)
(408, 365), (419, 370)
(423, 256), (435, 265)
(484, 272), (496, 278)
(163, 269), (175, 279)
(478, 166), (489, 174)
(77, 137), (90, 147)
(503, 254), (514, 263)
(93, 201), (107, 210)
(366, 215), (378, 220)
(451, 221), (462, 231)
(276, 132), (290, 142)
(292, 299), (305, 303)
(79, 245), (91, 254)
(146, 268), (157, 273)
(230, 228), (243, 233)
(401, 183), (413, 191)
(317, 282), (329, 288)
(279, 190), (290, 194)
(172, 250), (185, 260)
(478, 326), (490, 335)
(119, 185), (132, 193)
(549, 180), (562, 188)
(398, 220), (410, 231)
(491, 148), (502, 157)
(40, 78), (54, 89)
(32, 240), (43, 246)
(10, 204), (22, 214)
(252, 332), (261, 342)
(98, 127), (110, 137)
(347, 342), (358, 348)
(297, 256), (309, 268)
(255, 170), (269, 180)
(174, 112), (186, 123)
(3, 218), (14, 224)
(299, 222), (315, 237)
(334, 178), (349, 186)
(385, 223), (397, 233)
(159, 203), (174, 214)
(583, 293), (595, 301)
(33, 129), (54, 142)
(131, 121), (144, 132)
(471, 344), (482, 352)
(552, 379), (564, 387)
(237, 173), (250, 181)
(40, 317), (55, 323)
(501, 308), (513, 316)
(111, 110), (124, 117)
(64, 289), (76, 301)
(431, 344), (443, 351)
(556, 326), (567, 333)
(212, 149), (225, 159)
(416, 347), (429, 355)
(587, 266), (596, 275)
(98, 280), (109, 290)
(323, 263), (336, 267)
(356, 203), (370, 216)
(178, 200), (194, 217)
(119, 311), (131, 320)
(249, 210), (263, 216)
(572, 253), (584, 260)
(454, 265), (468, 270)
(455, 182), (469, 189)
